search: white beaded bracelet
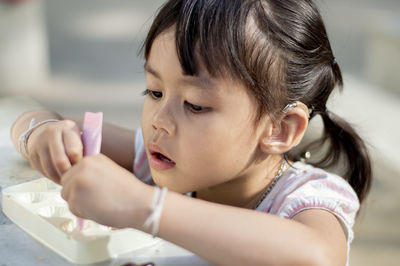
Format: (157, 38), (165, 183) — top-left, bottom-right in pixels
(144, 186), (168, 237)
(18, 118), (60, 156)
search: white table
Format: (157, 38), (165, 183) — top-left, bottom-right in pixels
(0, 96), (212, 266)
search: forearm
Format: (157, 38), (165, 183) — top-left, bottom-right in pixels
(148, 192), (329, 266)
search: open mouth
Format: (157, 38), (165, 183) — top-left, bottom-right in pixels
(148, 143), (176, 170)
(152, 152), (174, 163)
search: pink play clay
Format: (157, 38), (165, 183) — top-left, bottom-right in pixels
(78, 112), (103, 230)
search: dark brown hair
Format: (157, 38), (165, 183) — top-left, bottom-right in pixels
(141, 0), (372, 204)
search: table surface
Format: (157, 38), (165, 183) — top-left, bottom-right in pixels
(0, 96), (211, 266)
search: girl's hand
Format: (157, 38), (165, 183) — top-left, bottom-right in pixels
(60, 154), (153, 229)
(27, 120), (83, 184)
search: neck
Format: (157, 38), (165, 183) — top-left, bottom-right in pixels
(196, 154), (283, 209)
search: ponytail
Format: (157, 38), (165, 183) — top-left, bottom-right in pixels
(303, 110), (372, 204)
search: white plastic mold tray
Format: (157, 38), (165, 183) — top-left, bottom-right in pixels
(2, 178), (160, 264)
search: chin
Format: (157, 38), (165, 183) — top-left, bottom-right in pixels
(151, 173), (182, 192)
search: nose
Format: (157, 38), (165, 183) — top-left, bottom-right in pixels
(152, 102), (177, 136)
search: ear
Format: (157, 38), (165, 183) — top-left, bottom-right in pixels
(259, 102), (309, 155)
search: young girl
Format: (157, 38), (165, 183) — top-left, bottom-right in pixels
(11, 0), (372, 265)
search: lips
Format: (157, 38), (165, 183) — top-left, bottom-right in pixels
(153, 152), (173, 163)
(148, 143), (176, 171)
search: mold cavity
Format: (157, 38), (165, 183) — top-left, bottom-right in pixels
(61, 219), (76, 233)
(60, 220), (111, 236)
(38, 206), (69, 218)
(81, 223), (112, 237)
(53, 193), (66, 204)
(16, 192), (46, 204)
(43, 179), (59, 190)
(32, 179), (60, 192)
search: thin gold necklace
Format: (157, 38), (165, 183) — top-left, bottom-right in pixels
(254, 158), (287, 209)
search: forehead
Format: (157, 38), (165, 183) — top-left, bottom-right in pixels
(146, 29), (240, 93)
(146, 29), (203, 78)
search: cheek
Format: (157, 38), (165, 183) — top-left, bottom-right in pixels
(141, 101), (155, 155)
(141, 100), (153, 131)
(180, 121), (257, 177)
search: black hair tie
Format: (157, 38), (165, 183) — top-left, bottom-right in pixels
(331, 57), (337, 67)
(309, 105), (328, 119)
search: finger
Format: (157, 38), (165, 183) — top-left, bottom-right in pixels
(62, 126), (83, 165)
(69, 204), (84, 219)
(60, 181), (70, 201)
(28, 152), (42, 173)
(39, 149), (61, 183)
(29, 152), (57, 184)
(61, 179), (85, 218)
(60, 163), (76, 187)
(49, 132), (71, 176)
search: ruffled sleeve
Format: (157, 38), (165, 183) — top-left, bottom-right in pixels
(259, 162), (360, 243)
(257, 162), (359, 266)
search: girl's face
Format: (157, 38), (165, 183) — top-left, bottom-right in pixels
(142, 30), (270, 194)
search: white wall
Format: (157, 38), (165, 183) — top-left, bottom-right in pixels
(0, 1), (49, 95)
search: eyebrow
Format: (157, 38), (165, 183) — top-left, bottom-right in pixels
(144, 62), (216, 91)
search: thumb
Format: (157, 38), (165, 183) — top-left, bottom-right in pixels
(63, 121), (83, 165)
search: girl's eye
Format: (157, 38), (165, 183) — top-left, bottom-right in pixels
(143, 89), (209, 114)
(185, 102), (208, 113)
(143, 89), (162, 99)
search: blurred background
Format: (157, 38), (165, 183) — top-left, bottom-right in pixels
(0, 0), (399, 265)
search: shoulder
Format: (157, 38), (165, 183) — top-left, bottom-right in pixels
(257, 162), (360, 241)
